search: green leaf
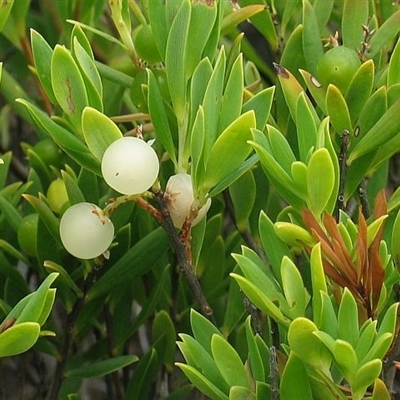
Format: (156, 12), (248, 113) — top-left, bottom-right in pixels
(245, 317), (264, 383)
(280, 353), (313, 400)
(258, 211), (292, 285)
(51, 45), (88, 127)
(288, 317), (332, 374)
(88, 228), (169, 299)
(147, 69), (177, 165)
(16, 272), (58, 324)
(31, 29), (57, 104)
(176, 363), (229, 400)
(332, 340), (358, 382)
(72, 38), (103, 112)
(355, 320), (377, 361)
(325, 84), (352, 135)
(201, 48), (226, 158)
(360, 333), (393, 365)
(66, 355), (138, 378)
(0, 322), (40, 357)
(202, 111), (255, 192)
(230, 273), (290, 326)
(221, 4), (266, 34)
(352, 359), (382, 399)
(318, 292), (338, 339)
(230, 386), (255, 400)
(310, 244), (327, 326)
(218, 54), (243, 134)
(125, 349), (159, 400)
(147, 1), (167, 60)
(342, 0), (369, 51)
(307, 148), (335, 217)
(281, 257), (309, 318)
(251, 129), (305, 208)
(337, 288), (359, 348)
(371, 378), (392, 400)
(43, 260), (82, 296)
(186, 0), (217, 76)
(152, 310), (176, 371)
(348, 99), (400, 163)
(17, 99), (101, 175)
(177, 334), (229, 393)
(81, 107), (122, 161)
(207, 153), (258, 198)
(229, 170), (256, 231)
(190, 308), (222, 355)
(377, 301), (398, 339)
(211, 334), (247, 388)
(242, 86), (275, 131)
(296, 92), (318, 162)
(366, 9), (400, 59)
(302, 0), (324, 76)
(0, 195), (22, 232)
(165, 0), (190, 120)
(274, 222), (314, 248)
(0, 0), (14, 33)
(299, 69), (327, 114)
(23, 194), (60, 243)
(388, 38), (400, 86)
(345, 60), (374, 122)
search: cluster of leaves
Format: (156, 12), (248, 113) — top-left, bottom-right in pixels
(0, 0), (400, 399)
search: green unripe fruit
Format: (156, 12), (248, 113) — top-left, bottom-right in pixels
(32, 138), (63, 168)
(18, 214), (39, 257)
(47, 178), (69, 214)
(316, 46), (361, 93)
(133, 24), (162, 65)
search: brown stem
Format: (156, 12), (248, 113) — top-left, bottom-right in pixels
(153, 190), (215, 323)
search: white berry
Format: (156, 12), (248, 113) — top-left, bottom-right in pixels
(101, 137), (159, 195)
(59, 202), (114, 259)
(165, 173), (211, 229)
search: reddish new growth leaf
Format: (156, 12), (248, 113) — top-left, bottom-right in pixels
(302, 190), (387, 319)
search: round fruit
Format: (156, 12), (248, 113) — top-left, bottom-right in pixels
(133, 24), (162, 65)
(164, 173), (212, 229)
(33, 138), (63, 167)
(59, 202), (114, 259)
(18, 214), (39, 257)
(316, 46), (361, 93)
(47, 178), (69, 214)
(101, 137), (159, 195)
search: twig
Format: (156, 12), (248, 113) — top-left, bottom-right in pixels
(153, 190), (215, 323)
(358, 180), (370, 218)
(335, 130), (350, 221)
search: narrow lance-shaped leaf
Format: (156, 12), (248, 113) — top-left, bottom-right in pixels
(366, 9), (400, 59)
(325, 84), (352, 135)
(342, 0), (369, 51)
(165, 1), (190, 121)
(51, 45), (88, 128)
(302, 0), (324, 76)
(147, 70), (176, 166)
(31, 29), (56, 104)
(211, 334), (248, 388)
(346, 60), (374, 122)
(388, 38), (400, 86)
